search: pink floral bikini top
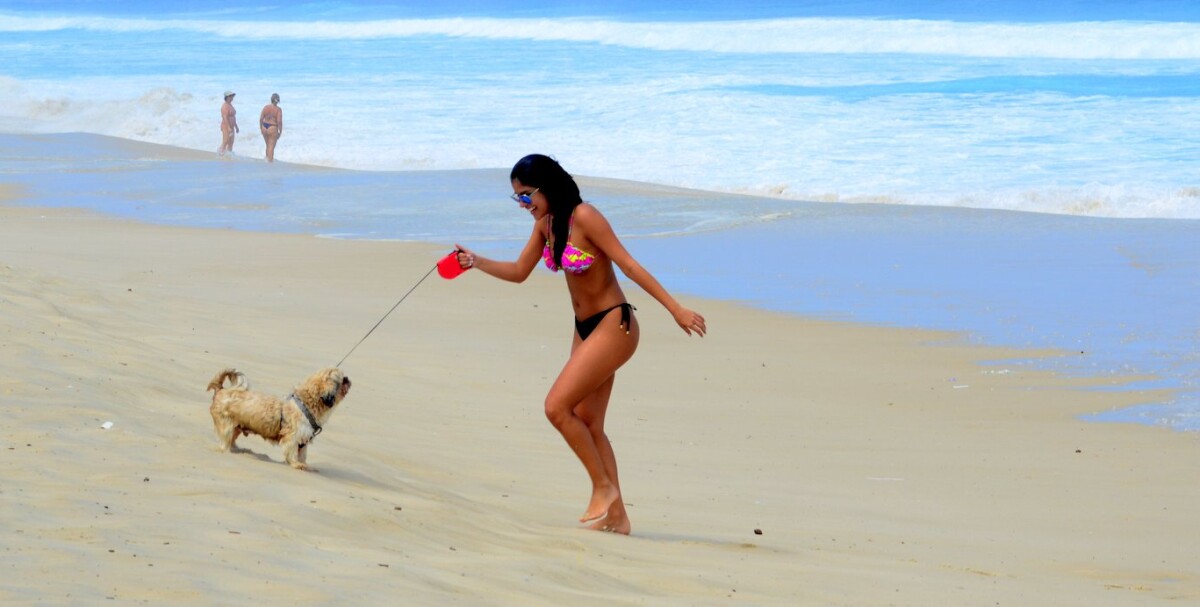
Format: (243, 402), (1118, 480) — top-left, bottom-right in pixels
(543, 213), (597, 274)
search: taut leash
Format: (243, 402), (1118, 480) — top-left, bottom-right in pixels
(335, 263), (437, 367)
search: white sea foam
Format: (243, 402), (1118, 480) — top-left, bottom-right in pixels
(756, 185), (1200, 219)
(4, 74), (1197, 220)
(3, 14), (1200, 59)
(3, 6), (1198, 222)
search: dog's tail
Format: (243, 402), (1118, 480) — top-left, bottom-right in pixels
(207, 368), (247, 395)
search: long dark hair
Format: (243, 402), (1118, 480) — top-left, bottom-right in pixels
(510, 154), (582, 271)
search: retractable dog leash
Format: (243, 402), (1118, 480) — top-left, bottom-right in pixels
(335, 250), (467, 367)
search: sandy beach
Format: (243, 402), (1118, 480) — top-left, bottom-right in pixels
(4, 0), (1198, 601)
(1, 189), (1197, 605)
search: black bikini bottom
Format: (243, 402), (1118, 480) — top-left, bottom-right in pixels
(575, 303), (636, 341)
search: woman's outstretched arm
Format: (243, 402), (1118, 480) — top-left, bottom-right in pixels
(454, 219), (545, 284)
(577, 205), (707, 336)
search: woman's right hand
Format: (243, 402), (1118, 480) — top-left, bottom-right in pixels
(454, 244), (477, 270)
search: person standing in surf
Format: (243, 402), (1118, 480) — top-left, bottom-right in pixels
(218, 90), (238, 157)
(259, 93), (283, 162)
(453, 154), (706, 534)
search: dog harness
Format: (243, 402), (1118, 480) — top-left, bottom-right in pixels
(288, 393), (322, 439)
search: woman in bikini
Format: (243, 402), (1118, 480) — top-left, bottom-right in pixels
(218, 91), (238, 157)
(453, 154), (706, 534)
(259, 93), (283, 162)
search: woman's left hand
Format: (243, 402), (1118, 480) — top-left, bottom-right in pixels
(673, 307), (707, 337)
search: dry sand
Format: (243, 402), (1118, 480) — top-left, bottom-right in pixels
(1, 201), (1196, 605)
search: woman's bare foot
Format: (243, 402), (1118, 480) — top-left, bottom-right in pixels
(580, 484), (620, 523)
(587, 511), (631, 535)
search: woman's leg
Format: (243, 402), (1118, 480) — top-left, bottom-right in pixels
(545, 309), (639, 523)
(264, 126), (279, 162)
(574, 373), (632, 534)
(220, 126), (236, 155)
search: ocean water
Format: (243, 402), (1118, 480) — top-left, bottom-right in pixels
(0, 1), (1198, 430)
(3, 0), (1200, 217)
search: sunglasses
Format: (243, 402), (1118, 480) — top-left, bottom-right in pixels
(510, 188), (540, 205)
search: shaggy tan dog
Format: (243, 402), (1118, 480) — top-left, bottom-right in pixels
(207, 367), (351, 471)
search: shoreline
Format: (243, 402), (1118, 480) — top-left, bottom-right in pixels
(1, 202), (1197, 604)
(12, 131), (1199, 221)
(4, 132), (1197, 434)
(4, 130), (1195, 434)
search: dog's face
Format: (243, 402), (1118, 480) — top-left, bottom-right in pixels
(328, 369), (351, 407)
(304, 367), (351, 409)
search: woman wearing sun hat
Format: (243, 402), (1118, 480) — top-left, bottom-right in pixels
(218, 90), (238, 157)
